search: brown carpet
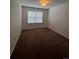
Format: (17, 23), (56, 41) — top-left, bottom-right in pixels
(11, 28), (69, 59)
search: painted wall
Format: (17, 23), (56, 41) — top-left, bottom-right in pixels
(48, 2), (69, 38)
(22, 6), (49, 29)
(10, 0), (69, 56)
(10, 0), (22, 55)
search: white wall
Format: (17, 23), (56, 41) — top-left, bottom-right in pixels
(10, 0), (22, 55)
(10, 0), (69, 56)
(48, 2), (69, 38)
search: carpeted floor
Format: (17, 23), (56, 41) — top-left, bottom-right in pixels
(11, 28), (69, 59)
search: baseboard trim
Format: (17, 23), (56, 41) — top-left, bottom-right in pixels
(10, 31), (22, 56)
(48, 27), (69, 39)
(22, 27), (48, 31)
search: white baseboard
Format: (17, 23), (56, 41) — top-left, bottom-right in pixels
(48, 27), (69, 39)
(10, 31), (21, 56)
(22, 27), (48, 30)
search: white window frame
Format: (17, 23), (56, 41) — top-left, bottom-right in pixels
(27, 11), (43, 24)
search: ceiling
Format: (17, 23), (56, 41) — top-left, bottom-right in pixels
(20, 0), (69, 9)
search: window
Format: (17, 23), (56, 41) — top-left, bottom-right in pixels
(28, 11), (43, 23)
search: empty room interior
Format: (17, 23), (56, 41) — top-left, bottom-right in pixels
(10, 0), (69, 59)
